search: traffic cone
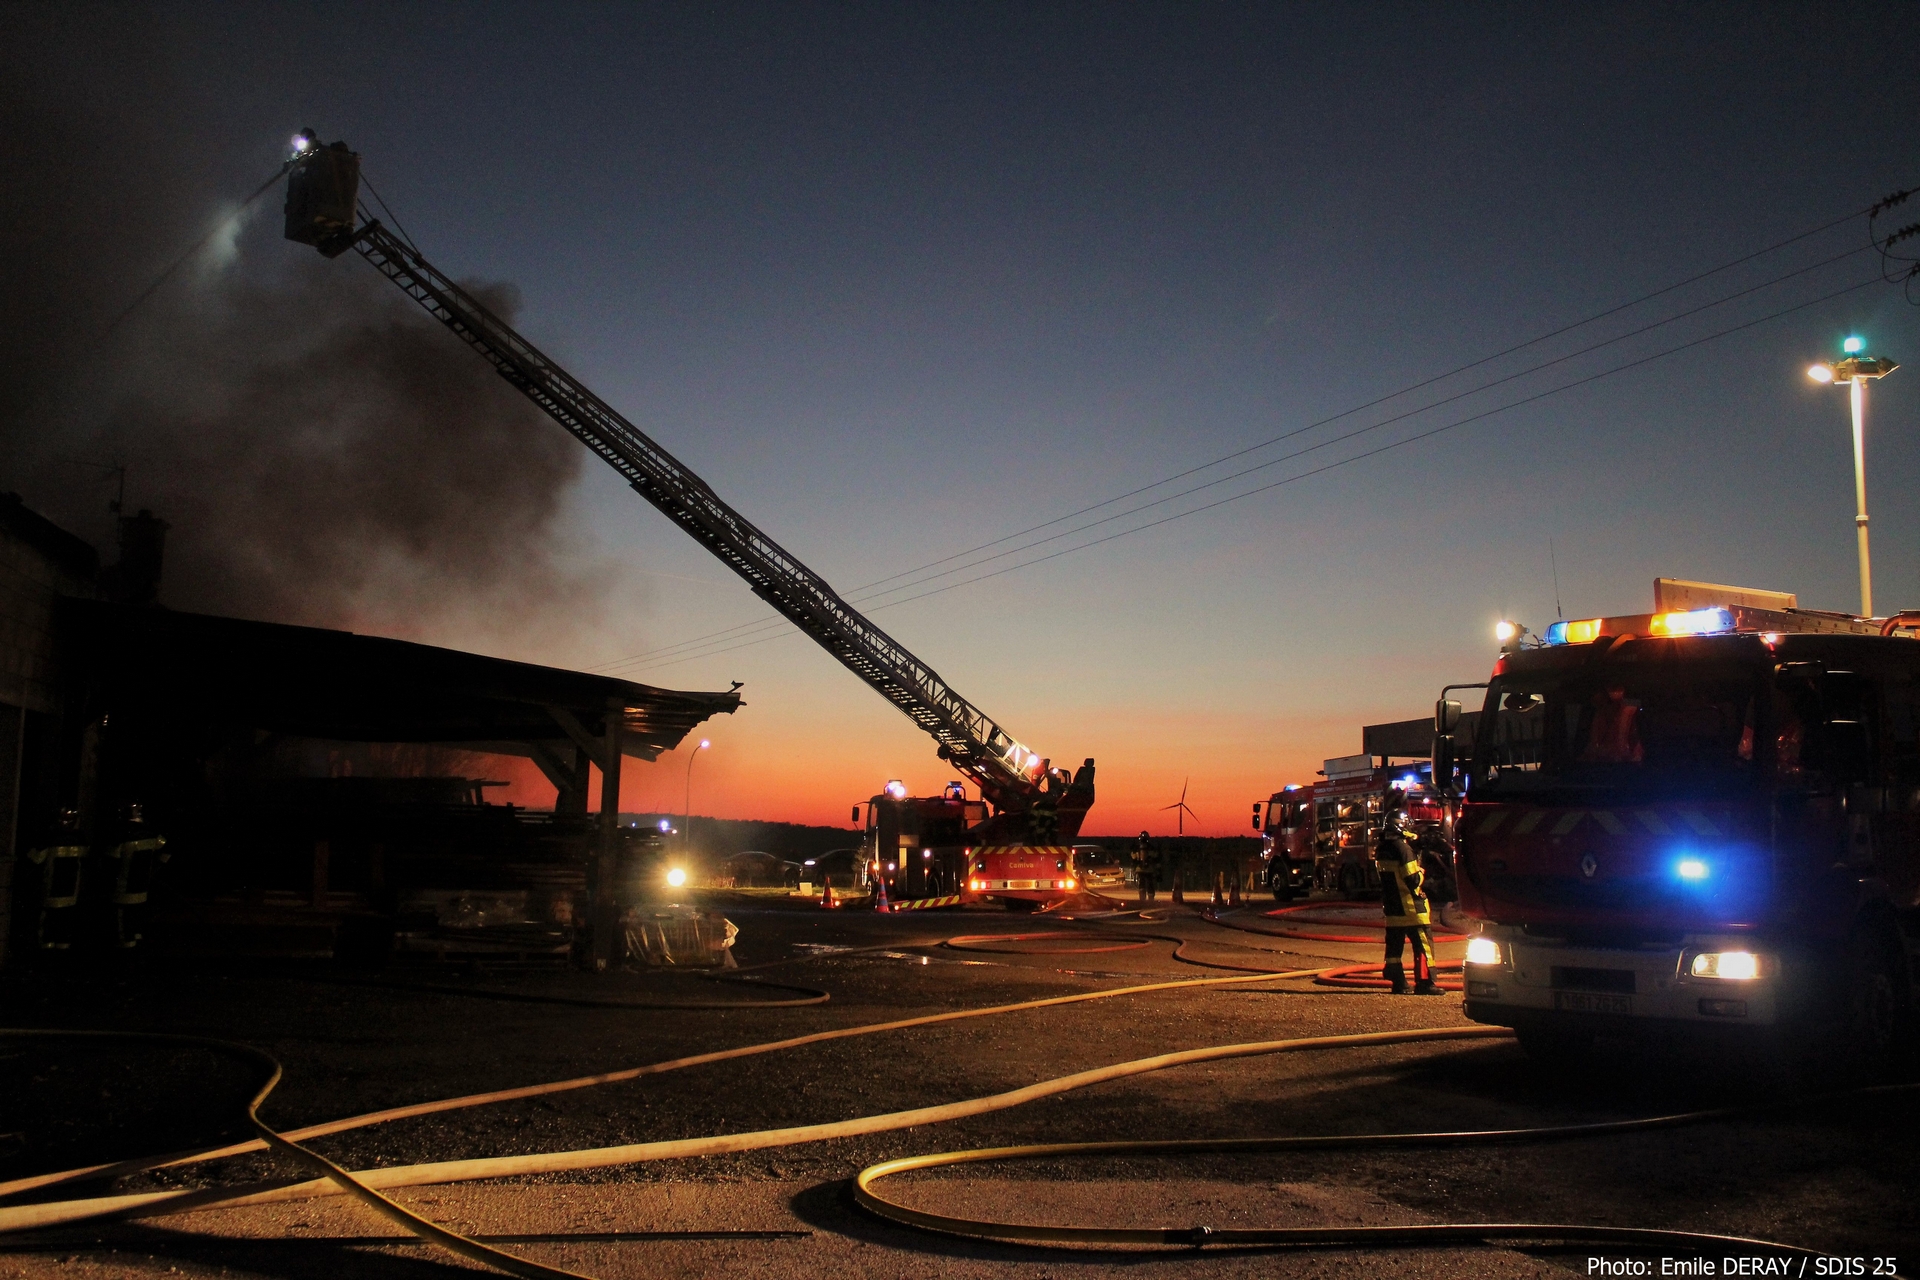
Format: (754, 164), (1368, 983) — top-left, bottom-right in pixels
(820, 882), (835, 909)
(1230, 873), (1242, 908)
(875, 877), (890, 913)
(1211, 873), (1223, 909)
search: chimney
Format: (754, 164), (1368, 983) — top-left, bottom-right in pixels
(101, 509), (168, 606)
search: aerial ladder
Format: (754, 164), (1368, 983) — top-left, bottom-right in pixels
(282, 134), (1095, 857)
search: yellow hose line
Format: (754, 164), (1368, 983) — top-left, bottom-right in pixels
(0, 963), (1328, 1232)
(850, 1100), (1879, 1261)
(0, 1022), (1501, 1244)
(0, 1030), (596, 1280)
(0, 961), (1316, 1203)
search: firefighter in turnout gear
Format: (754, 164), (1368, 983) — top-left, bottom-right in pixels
(1133, 830), (1159, 904)
(23, 810), (88, 950)
(103, 804), (168, 949)
(1376, 786), (1439, 995)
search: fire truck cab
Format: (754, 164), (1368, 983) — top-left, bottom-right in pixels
(861, 783), (980, 904)
(1447, 581), (1920, 1061)
(1256, 785), (1315, 899)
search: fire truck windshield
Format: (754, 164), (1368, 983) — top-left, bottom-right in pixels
(1470, 653), (1763, 803)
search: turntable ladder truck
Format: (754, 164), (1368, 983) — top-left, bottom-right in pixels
(282, 135), (1093, 928)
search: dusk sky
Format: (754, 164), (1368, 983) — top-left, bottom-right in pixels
(8, 3), (1920, 833)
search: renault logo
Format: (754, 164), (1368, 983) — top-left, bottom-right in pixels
(1580, 853), (1598, 879)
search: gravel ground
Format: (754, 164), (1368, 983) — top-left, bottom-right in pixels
(0, 895), (1913, 1279)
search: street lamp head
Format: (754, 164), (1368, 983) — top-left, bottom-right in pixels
(1843, 336), (1865, 355)
(698, 739), (710, 750)
(1808, 363), (1836, 383)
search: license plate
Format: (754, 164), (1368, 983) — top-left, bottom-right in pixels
(1006, 879), (1037, 890)
(1554, 991), (1632, 1016)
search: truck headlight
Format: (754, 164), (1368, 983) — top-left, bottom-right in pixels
(1689, 950), (1762, 980)
(666, 868), (687, 888)
(1465, 936), (1502, 966)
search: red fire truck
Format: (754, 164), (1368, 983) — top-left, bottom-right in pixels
(859, 780), (1085, 909)
(1257, 758), (1451, 900)
(1447, 580), (1920, 1063)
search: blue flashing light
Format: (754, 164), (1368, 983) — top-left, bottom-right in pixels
(1544, 620), (1569, 646)
(1282, 783), (1302, 791)
(1843, 335), (1865, 354)
(1676, 858), (1709, 881)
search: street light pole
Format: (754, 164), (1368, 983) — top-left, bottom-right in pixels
(683, 738), (709, 857)
(1851, 374), (1872, 618)
(1809, 338), (1899, 618)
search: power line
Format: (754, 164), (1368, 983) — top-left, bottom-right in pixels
(592, 202), (1878, 675)
(598, 240), (1876, 675)
(617, 273), (1880, 675)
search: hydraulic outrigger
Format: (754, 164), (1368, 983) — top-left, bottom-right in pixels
(282, 133), (1094, 848)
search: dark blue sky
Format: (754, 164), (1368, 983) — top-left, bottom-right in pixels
(10, 3), (1920, 826)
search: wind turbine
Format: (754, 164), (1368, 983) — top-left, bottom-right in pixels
(1161, 778), (1199, 836)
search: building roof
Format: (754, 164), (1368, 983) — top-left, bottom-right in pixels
(1361, 714), (1478, 759)
(0, 492), (100, 581)
(57, 598), (739, 761)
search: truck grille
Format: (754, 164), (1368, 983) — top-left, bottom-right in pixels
(1550, 966), (1636, 994)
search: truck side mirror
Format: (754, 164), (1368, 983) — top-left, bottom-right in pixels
(1435, 699), (1462, 734)
(1251, 802), (1263, 831)
(1432, 733), (1455, 788)
(851, 805), (861, 824)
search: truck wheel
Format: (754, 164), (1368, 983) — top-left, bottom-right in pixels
(1514, 1022), (1593, 1065)
(1839, 922), (1912, 1069)
(1338, 865), (1365, 900)
(1271, 881), (1295, 903)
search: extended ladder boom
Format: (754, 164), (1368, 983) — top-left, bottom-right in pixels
(291, 157), (1061, 811)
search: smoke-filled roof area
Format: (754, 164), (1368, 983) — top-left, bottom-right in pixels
(1, 7), (590, 642)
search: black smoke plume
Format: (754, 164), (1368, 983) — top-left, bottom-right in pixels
(1, 8), (592, 642)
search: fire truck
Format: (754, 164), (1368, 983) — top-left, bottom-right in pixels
(283, 135), (1095, 910)
(857, 779), (1087, 909)
(1256, 757), (1451, 900)
(1446, 578), (1920, 1063)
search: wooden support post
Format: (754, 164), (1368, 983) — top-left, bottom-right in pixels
(592, 698), (625, 969)
(311, 839), (330, 910)
(563, 745), (591, 815)
(0, 702), (22, 968)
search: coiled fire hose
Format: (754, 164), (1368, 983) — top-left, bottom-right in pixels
(0, 931), (1876, 1277)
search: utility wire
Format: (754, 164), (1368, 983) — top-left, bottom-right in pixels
(592, 203), (1880, 675)
(618, 273), (1880, 674)
(599, 243), (1876, 675)
(829, 242), (1874, 607)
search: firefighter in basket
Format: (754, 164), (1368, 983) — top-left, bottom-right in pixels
(1375, 785), (1440, 995)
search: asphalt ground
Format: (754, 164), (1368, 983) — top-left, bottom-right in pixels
(0, 892), (1914, 1279)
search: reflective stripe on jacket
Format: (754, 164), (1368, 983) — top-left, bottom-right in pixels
(1375, 834), (1430, 927)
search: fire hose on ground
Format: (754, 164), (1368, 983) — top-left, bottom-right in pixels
(0, 929), (1892, 1279)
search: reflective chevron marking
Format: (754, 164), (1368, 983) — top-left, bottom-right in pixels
(887, 894), (964, 912)
(1677, 809), (1720, 836)
(1634, 809), (1672, 835)
(1551, 810), (1586, 836)
(1591, 810), (1626, 835)
(1512, 810), (1545, 834)
(1474, 810), (1509, 834)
